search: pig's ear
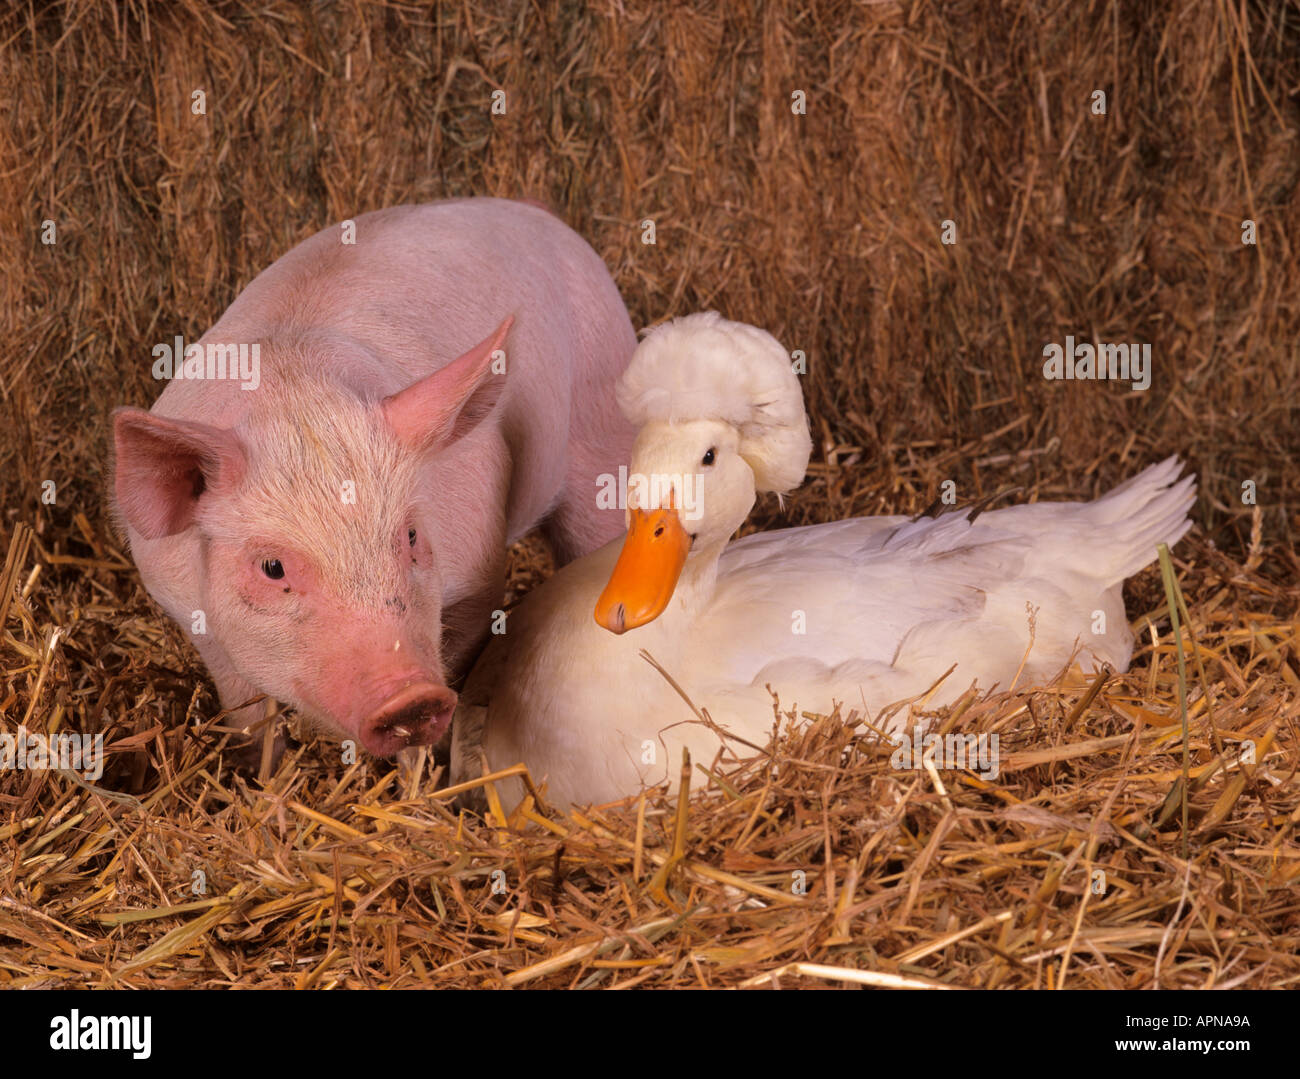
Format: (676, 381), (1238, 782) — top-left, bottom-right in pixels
(382, 316), (513, 453)
(113, 408), (248, 539)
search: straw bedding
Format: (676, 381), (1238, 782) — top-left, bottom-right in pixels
(1, 1), (1297, 988)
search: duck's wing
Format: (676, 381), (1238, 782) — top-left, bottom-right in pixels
(703, 458), (1196, 706)
(706, 514), (1035, 681)
(723, 514), (907, 567)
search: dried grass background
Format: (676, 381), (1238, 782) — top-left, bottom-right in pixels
(1, 1), (1297, 988)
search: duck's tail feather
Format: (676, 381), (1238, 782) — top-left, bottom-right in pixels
(1085, 455), (1197, 587)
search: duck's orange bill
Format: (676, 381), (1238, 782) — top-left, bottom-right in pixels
(593, 506), (691, 634)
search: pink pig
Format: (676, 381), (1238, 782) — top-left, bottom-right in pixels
(113, 199), (634, 758)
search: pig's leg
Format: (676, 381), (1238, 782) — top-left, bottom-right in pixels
(193, 641), (287, 772)
(440, 577), (506, 681)
(449, 702), (489, 815)
(224, 718), (288, 775)
(437, 575), (505, 778)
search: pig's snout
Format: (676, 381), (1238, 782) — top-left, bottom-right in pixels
(361, 683), (457, 758)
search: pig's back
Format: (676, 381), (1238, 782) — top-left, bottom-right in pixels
(150, 198), (635, 539)
(208, 198), (627, 393)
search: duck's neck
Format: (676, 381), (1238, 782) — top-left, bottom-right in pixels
(667, 535), (729, 623)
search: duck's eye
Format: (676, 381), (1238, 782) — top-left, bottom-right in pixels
(261, 559), (285, 580)
(654, 525), (665, 538)
(701, 447), (716, 467)
(408, 527), (417, 547)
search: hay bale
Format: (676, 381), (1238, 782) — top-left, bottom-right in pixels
(0, 1), (1296, 988)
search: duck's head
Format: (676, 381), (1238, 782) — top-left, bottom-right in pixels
(595, 312), (812, 634)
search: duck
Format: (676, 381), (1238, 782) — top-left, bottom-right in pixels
(451, 312), (1196, 810)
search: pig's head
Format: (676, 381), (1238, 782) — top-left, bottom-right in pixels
(112, 318), (512, 758)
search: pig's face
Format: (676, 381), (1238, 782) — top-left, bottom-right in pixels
(193, 374), (455, 756)
(114, 319), (513, 758)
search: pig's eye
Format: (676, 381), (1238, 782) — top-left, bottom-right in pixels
(408, 528), (417, 548)
(701, 447), (716, 467)
(261, 559), (285, 580)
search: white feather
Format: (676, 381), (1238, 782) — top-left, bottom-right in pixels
(617, 312), (812, 493)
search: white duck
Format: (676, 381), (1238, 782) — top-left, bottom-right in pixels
(452, 312), (1196, 809)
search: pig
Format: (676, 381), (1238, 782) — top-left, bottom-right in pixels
(112, 199), (635, 759)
